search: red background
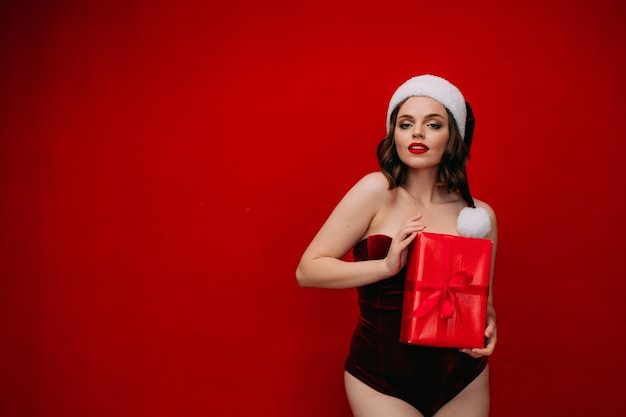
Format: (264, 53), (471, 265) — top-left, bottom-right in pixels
(1, 1), (625, 416)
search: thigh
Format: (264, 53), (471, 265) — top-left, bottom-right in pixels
(434, 365), (490, 417)
(344, 372), (424, 417)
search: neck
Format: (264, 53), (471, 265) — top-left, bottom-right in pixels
(402, 169), (445, 205)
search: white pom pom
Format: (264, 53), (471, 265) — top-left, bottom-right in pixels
(457, 207), (491, 238)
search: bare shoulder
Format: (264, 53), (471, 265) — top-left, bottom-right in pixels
(352, 172), (390, 193)
(327, 172), (393, 236)
(473, 198), (497, 219)
(303, 172), (392, 258)
(342, 172), (392, 206)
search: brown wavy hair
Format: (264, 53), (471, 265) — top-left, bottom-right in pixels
(377, 98), (470, 193)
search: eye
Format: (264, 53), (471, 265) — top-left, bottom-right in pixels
(427, 123), (441, 129)
(398, 122), (412, 129)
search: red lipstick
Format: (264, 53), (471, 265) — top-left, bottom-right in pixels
(408, 142), (429, 154)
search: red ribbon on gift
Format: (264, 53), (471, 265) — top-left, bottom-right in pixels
(405, 271), (489, 320)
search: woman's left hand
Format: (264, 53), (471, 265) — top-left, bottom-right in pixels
(459, 308), (497, 358)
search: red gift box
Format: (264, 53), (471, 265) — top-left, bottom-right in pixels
(400, 232), (492, 348)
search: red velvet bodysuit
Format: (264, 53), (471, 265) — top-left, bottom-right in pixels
(344, 235), (488, 417)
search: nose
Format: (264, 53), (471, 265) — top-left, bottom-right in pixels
(412, 125), (424, 138)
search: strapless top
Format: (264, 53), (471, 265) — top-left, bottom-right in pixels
(353, 234), (404, 311)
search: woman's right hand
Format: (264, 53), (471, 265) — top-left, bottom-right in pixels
(384, 215), (427, 276)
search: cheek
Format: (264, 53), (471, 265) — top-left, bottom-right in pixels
(394, 129), (411, 144)
(392, 132), (401, 146)
(436, 132), (451, 149)
(393, 134), (410, 153)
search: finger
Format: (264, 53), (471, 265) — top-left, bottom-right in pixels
(476, 336), (497, 357)
(460, 337), (496, 358)
(402, 224), (427, 239)
(484, 317), (496, 337)
(473, 342), (494, 357)
(471, 348), (490, 357)
(404, 215), (426, 228)
(484, 323), (495, 338)
(486, 326), (497, 341)
(406, 220), (427, 230)
(397, 231), (418, 248)
(459, 348), (482, 359)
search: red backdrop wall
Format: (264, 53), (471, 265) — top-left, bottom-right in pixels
(1, 1), (625, 416)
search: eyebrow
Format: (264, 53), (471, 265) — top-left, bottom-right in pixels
(398, 113), (445, 120)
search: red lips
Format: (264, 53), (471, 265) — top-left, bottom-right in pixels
(408, 142), (429, 154)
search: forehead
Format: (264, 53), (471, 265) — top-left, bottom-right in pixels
(398, 96), (447, 117)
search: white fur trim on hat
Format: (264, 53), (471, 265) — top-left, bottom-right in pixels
(387, 75), (467, 139)
(457, 207), (491, 238)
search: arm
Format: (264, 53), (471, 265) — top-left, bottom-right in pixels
(295, 173), (425, 289)
(461, 201), (498, 358)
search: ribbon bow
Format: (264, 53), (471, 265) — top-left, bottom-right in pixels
(406, 271), (488, 320)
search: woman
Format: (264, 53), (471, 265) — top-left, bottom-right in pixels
(296, 75), (497, 417)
